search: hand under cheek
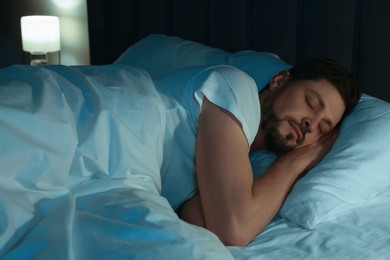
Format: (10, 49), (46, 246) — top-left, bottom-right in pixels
(300, 135), (319, 147)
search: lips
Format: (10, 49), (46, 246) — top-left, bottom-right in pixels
(289, 121), (303, 143)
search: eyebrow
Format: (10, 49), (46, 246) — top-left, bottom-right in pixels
(307, 89), (334, 128)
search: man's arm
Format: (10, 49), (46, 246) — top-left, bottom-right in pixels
(181, 98), (337, 246)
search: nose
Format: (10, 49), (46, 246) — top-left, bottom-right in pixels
(301, 118), (310, 133)
(301, 117), (320, 133)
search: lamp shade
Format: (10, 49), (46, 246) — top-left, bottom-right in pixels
(21, 16), (60, 53)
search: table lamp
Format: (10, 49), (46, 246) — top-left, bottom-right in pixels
(20, 16), (61, 66)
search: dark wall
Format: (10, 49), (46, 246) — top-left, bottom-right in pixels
(89, 0), (390, 101)
(0, 0), (24, 67)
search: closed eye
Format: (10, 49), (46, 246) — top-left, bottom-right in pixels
(306, 95), (315, 110)
(306, 90), (324, 111)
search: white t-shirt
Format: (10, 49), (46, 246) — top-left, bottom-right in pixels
(155, 65), (260, 209)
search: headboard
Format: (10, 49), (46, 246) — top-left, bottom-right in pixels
(86, 0), (390, 102)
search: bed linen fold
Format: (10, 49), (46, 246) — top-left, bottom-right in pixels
(0, 64), (233, 259)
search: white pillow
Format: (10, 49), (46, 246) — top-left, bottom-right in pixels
(114, 34), (230, 78)
(114, 34), (291, 92)
(251, 94), (390, 228)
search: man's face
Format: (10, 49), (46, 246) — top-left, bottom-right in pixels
(261, 79), (345, 154)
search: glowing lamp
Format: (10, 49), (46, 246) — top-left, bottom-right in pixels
(21, 16), (60, 65)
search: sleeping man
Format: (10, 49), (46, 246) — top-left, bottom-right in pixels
(170, 58), (361, 246)
(0, 54), (362, 256)
(0, 54), (362, 255)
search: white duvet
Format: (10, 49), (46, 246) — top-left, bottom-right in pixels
(0, 65), (231, 259)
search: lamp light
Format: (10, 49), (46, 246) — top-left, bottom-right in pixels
(20, 16), (61, 66)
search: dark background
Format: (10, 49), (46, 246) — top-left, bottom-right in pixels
(1, 0), (389, 101)
(86, 0), (390, 102)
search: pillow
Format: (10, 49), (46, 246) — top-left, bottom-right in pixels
(114, 34), (291, 91)
(114, 34), (230, 78)
(250, 94), (390, 228)
(227, 50), (292, 91)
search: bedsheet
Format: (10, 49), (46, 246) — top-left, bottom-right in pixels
(1, 64), (389, 259)
(230, 189), (390, 260)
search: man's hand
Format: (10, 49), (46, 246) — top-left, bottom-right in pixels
(281, 129), (338, 174)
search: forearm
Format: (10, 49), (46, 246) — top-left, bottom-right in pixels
(248, 154), (307, 232)
(218, 157), (305, 245)
(180, 154), (309, 245)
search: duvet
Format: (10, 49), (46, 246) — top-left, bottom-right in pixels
(0, 64), (231, 259)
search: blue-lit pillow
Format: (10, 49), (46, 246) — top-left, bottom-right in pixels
(114, 34), (230, 78)
(114, 34), (291, 90)
(251, 94), (390, 228)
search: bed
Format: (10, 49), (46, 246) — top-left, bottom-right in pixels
(1, 1), (390, 259)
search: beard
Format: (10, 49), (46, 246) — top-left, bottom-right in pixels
(261, 94), (297, 154)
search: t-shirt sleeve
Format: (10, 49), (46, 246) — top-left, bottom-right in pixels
(186, 65), (261, 146)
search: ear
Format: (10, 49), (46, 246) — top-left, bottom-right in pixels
(268, 70), (291, 92)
